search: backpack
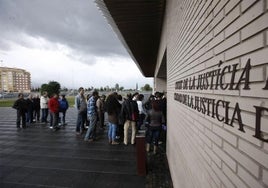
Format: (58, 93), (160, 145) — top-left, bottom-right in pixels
(59, 99), (68, 111)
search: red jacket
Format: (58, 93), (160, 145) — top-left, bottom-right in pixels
(48, 97), (59, 113)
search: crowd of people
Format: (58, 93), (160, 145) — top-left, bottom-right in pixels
(74, 87), (167, 154)
(12, 92), (69, 130)
(12, 93), (41, 128)
(12, 88), (167, 154)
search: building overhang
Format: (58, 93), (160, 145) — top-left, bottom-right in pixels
(95, 0), (165, 77)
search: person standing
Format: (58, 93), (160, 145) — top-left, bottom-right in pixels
(75, 87), (87, 135)
(120, 93), (139, 145)
(48, 93), (60, 130)
(105, 92), (121, 145)
(12, 93), (27, 128)
(26, 94), (34, 124)
(59, 94), (69, 126)
(144, 94), (155, 112)
(116, 94), (124, 141)
(33, 94), (40, 122)
(84, 91), (99, 142)
(96, 94), (106, 129)
(40, 91), (49, 123)
(137, 94), (146, 130)
(145, 101), (165, 154)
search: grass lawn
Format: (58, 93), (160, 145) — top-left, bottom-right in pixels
(0, 96), (75, 108)
(66, 96), (75, 107)
(0, 99), (16, 107)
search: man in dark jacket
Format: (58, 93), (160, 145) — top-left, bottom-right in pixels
(26, 94), (34, 124)
(33, 94), (41, 122)
(12, 93), (27, 128)
(120, 93), (139, 145)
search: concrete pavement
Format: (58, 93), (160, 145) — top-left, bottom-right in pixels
(0, 107), (172, 188)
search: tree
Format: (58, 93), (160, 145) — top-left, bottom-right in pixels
(115, 83), (119, 91)
(105, 86), (110, 91)
(141, 84), (152, 91)
(61, 87), (68, 92)
(40, 81), (61, 97)
(87, 86), (94, 91)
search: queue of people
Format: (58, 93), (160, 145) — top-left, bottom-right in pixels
(13, 92), (69, 131)
(73, 87), (167, 154)
(13, 93), (43, 127)
(12, 89), (167, 155)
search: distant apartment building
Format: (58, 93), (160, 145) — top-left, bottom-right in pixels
(0, 67), (31, 93)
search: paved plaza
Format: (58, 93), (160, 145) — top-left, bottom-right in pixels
(0, 107), (172, 188)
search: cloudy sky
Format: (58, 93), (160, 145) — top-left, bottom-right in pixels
(0, 0), (153, 89)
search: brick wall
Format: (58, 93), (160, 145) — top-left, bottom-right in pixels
(159, 0), (268, 187)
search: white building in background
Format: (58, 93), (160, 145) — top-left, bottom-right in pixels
(96, 0), (268, 187)
(0, 67), (31, 93)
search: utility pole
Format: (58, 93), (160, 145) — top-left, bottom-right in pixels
(0, 60), (3, 98)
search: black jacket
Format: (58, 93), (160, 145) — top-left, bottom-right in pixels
(13, 98), (27, 113)
(120, 99), (139, 122)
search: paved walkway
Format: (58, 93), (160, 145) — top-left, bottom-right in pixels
(0, 107), (172, 188)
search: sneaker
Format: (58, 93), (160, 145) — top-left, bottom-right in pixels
(112, 141), (119, 145)
(49, 126), (53, 129)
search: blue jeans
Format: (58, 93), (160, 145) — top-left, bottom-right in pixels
(146, 127), (161, 146)
(137, 113), (145, 130)
(41, 108), (48, 122)
(76, 111), (86, 132)
(108, 122), (117, 142)
(84, 114), (97, 140)
(26, 109), (33, 123)
(59, 110), (66, 124)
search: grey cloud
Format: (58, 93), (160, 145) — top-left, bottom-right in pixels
(0, 0), (128, 63)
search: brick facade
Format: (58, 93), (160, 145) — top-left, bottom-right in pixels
(156, 0), (268, 187)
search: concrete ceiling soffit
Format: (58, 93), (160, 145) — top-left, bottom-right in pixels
(95, 0), (166, 77)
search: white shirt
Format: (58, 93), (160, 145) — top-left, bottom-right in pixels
(40, 95), (48, 109)
(137, 100), (146, 115)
